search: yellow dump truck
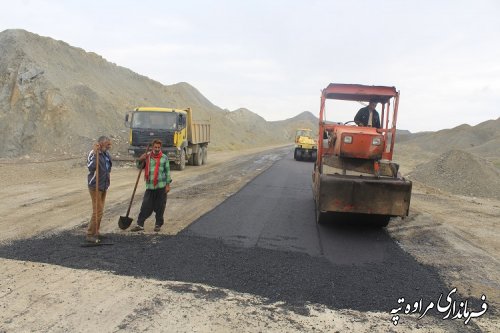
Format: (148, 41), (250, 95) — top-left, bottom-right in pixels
(125, 107), (210, 170)
(294, 128), (317, 161)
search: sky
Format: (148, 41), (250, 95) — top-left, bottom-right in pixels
(1, 0), (499, 132)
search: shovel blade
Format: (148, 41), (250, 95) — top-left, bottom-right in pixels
(118, 216), (133, 230)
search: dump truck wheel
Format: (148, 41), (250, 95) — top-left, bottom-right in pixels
(311, 151), (317, 161)
(193, 149), (202, 166)
(201, 146), (207, 165)
(177, 150), (186, 170)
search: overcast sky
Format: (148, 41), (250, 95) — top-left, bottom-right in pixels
(1, 0), (499, 132)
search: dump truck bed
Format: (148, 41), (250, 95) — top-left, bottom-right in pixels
(189, 122), (210, 145)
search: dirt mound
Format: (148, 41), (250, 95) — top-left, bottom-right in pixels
(401, 118), (500, 156)
(408, 150), (500, 199)
(0, 29), (317, 158)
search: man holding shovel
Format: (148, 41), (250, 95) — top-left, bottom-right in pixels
(86, 136), (112, 243)
(130, 139), (171, 232)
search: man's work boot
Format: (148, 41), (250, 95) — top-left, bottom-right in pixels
(86, 236), (101, 243)
(130, 225), (144, 232)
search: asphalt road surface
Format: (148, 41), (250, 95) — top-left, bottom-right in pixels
(186, 152), (398, 265)
(0, 151), (459, 315)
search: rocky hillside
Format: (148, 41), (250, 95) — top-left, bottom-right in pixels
(0, 29), (318, 158)
(271, 111), (319, 140)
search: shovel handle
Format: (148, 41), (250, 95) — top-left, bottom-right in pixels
(125, 145), (150, 217)
(95, 149), (100, 235)
(125, 168), (142, 217)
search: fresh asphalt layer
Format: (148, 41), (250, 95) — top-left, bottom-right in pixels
(0, 150), (465, 316)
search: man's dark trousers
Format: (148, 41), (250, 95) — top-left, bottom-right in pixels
(137, 188), (167, 227)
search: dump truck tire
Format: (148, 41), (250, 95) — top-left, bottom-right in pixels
(202, 146), (207, 165)
(177, 150), (186, 170)
(193, 149), (202, 166)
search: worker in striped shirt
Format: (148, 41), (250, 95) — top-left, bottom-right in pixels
(130, 139), (172, 232)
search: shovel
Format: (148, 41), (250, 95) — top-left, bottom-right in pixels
(118, 145), (149, 230)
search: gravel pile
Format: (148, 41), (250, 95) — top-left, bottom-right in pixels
(0, 230), (452, 314)
(409, 150), (500, 199)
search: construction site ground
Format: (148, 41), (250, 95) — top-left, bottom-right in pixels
(0, 145), (498, 332)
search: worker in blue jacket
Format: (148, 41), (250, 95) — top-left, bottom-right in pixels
(86, 135), (112, 243)
(355, 99), (381, 128)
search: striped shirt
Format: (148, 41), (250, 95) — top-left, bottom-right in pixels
(139, 154), (171, 190)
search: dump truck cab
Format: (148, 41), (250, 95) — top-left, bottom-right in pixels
(294, 128), (317, 161)
(126, 107), (188, 159)
(313, 83), (412, 226)
(126, 107), (210, 170)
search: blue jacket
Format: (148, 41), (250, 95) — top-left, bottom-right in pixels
(87, 150), (112, 191)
